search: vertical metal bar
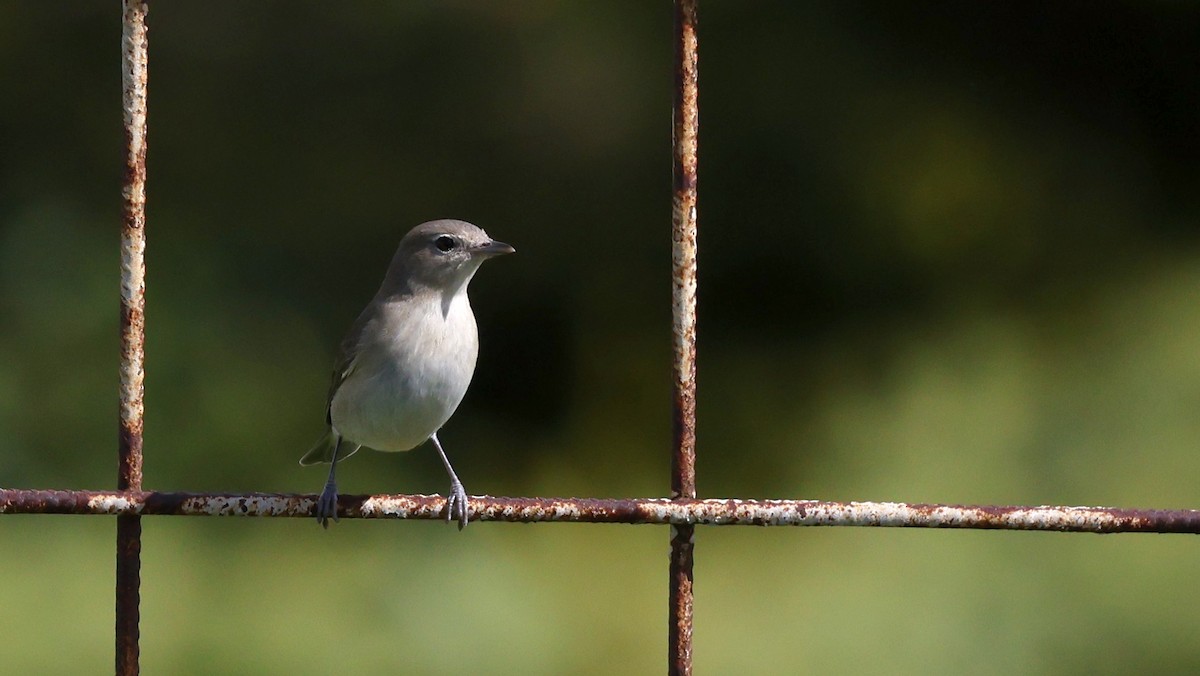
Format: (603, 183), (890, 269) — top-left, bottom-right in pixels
(669, 1), (699, 675)
(118, 1), (149, 674)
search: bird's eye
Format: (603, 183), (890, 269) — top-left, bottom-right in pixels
(434, 235), (456, 252)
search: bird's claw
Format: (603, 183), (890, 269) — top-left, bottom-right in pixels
(316, 480), (339, 529)
(446, 479), (469, 530)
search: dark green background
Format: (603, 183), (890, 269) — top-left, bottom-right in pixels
(2, 2), (1199, 673)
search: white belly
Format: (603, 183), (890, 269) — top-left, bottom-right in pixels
(329, 293), (478, 452)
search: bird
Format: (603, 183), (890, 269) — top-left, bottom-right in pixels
(300, 219), (514, 529)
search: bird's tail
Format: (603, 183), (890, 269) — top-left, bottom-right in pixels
(299, 428), (362, 466)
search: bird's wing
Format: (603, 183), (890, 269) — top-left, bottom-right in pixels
(323, 304), (377, 426)
(300, 302), (380, 465)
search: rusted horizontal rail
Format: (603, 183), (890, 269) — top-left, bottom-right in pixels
(2, 489), (1198, 533)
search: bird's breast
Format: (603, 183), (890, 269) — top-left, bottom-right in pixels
(330, 294), (479, 452)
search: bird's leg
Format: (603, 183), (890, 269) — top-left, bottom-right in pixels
(430, 432), (469, 530)
(316, 435), (343, 528)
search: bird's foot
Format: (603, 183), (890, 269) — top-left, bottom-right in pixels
(316, 479), (340, 529)
(446, 478), (469, 530)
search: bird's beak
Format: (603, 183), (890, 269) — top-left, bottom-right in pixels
(473, 240), (516, 257)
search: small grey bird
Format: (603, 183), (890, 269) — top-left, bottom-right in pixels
(300, 219), (514, 529)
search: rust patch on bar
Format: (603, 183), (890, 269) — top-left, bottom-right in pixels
(115, 515), (141, 676)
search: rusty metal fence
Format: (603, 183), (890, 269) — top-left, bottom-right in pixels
(2, 2), (1200, 675)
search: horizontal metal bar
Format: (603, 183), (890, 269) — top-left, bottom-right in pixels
(2, 489), (1198, 533)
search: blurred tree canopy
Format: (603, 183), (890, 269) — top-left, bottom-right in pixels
(2, 2), (1199, 674)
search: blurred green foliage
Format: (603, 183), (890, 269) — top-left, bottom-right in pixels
(2, 2), (1199, 674)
